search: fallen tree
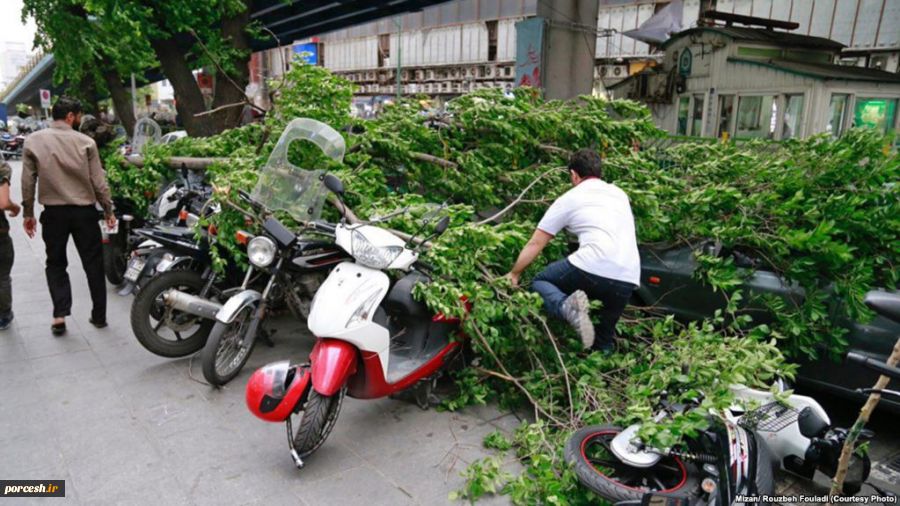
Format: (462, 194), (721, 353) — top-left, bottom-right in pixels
(103, 63), (899, 504)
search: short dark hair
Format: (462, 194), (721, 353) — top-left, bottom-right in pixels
(568, 148), (602, 179)
(51, 96), (83, 121)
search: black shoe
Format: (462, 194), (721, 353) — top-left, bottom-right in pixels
(89, 318), (108, 329)
(51, 322), (66, 336)
(591, 339), (615, 355)
(0, 312), (13, 330)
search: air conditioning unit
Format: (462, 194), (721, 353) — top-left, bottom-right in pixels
(599, 65), (628, 79)
(440, 82), (450, 93)
(483, 81), (494, 88)
(451, 82), (461, 93)
(449, 68), (461, 79)
(499, 65), (513, 78)
(365, 71), (376, 80)
(465, 66), (479, 78)
(483, 65), (496, 78)
(401, 70), (410, 81)
(425, 69), (436, 81)
(414, 69), (424, 80)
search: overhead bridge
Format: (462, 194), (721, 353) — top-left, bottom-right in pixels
(1, 0), (452, 109)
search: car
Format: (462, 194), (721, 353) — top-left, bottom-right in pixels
(160, 130), (188, 144)
(635, 243), (900, 412)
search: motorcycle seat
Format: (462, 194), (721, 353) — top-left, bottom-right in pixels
(383, 271), (430, 319)
(865, 291), (900, 325)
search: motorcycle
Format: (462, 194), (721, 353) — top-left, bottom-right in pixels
(198, 119), (351, 386)
(244, 172), (459, 469)
(0, 132), (24, 160)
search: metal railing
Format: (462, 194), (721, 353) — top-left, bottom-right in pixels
(0, 50), (46, 103)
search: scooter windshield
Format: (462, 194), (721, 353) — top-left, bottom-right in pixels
(251, 118), (346, 222)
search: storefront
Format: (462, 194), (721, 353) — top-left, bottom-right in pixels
(610, 26), (900, 140)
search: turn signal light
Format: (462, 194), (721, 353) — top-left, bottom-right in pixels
(178, 208), (189, 222)
(235, 230), (252, 245)
(701, 477), (716, 494)
(648, 276), (661, 285)
(208, 224), (218, 236)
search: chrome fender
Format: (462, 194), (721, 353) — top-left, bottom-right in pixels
(216, 289), (262, 324)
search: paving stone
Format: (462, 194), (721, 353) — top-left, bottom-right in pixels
(293, 465), (416, 506)
(28, 349), (103, 378)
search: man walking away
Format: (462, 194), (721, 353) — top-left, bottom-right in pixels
(507, 149), (640, 353)
(21, 97), (116, 336)
(0, 160), (21, 330)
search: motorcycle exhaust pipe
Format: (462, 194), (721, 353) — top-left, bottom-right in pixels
(162, 289), (222, 320)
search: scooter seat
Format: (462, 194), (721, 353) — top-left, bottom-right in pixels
(384, 272), (430, 318)
(865, 291), (900, 325)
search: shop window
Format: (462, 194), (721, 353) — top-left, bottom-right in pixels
(853, 97), (898, 133)
(717, 95), (735, 138)
(378, 34), (390, 67)
(782, 94), (804, 139)
(736, 95), (777, 139)
(676, 96), (690, 135)
(487, 20), (498, 62)
(691, 94), (704, 136)
(828, 94), (849, 136)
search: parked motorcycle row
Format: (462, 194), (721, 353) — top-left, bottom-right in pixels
(110, 118), (900, 505)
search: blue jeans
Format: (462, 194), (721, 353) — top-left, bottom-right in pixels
(531, 259), (636, 346)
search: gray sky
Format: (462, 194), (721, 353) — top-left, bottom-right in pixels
(0, 0), (36, 48)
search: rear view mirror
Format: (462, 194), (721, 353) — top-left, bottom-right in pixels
(435, 216), (450, 235)
(323, 174), (345, 196)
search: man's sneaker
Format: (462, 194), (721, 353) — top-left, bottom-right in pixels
(560, 291), (594, 348)
(591, 338), (615, 355)
(0, 312), (12, 331)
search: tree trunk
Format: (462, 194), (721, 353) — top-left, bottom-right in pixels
(103, 70), (136, 137)
(150, 37), (212, 137)
(208, 7), (252, 134)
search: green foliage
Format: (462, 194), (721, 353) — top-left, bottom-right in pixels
(102, 63), (899, 504)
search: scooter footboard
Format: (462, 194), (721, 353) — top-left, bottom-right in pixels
(310, 339), (358, 397)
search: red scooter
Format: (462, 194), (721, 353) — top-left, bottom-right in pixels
(246, 176), (467, 468)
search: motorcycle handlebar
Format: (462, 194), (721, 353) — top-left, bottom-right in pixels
(847, 352), (900, 381)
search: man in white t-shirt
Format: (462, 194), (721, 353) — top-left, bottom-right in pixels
(507, 149), (640, 352)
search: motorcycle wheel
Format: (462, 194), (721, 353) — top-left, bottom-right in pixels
(563, 425), (697, 503)
(130, 270), (214, 358)
(200, 305), (257, 386)
(293, 389), (345, 458)
(102, 239), (128, 286)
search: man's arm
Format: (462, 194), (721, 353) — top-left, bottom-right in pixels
(20, 144), (37, 218)
(508, 229), (554, 287)
(87, 142), (113, 217)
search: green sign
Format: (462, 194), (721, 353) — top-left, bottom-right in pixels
(678, 48), (693, 76)
(854, 97), (897, 132)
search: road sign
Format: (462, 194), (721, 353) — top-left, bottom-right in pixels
(39, 89), (51, 109)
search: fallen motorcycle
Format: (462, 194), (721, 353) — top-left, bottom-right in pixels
(245, 165), (459, 469)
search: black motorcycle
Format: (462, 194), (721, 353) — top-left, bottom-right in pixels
(200, 190), (347, 386)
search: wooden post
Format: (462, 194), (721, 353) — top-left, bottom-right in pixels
(829, 336), (900, 499)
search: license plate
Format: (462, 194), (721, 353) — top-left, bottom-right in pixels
(99, 220), (119, 234)
(124, 257), (146, 282)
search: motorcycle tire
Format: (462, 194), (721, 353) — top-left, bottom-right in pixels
(130, 270), (214, 358)
(564, 425), (697, 503)
(102, 239), (128, 286)
(293, 389), (345, 458)
(200, 305), (257, 386)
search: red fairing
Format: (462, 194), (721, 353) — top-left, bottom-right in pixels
(310, 339), (358, 397)
(347, 342), (460, 399)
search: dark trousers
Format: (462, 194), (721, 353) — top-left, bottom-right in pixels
(532, 258), (636, 346)
(40, 205), (106, 320)
(0, 233), (13, 317)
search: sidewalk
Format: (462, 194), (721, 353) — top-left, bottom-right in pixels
(0, 161), (517, 505)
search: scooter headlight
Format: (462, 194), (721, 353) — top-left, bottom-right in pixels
(351, 230), (403, 269)
(248, 236), (277, 267)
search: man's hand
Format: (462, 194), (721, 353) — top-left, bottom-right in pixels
(24, 217), (36, 238)
(7, 203), (20, 218)
(105, 214), (117, 231)
(507, 272), (520, 288)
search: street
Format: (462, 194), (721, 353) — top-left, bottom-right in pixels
(0, 160), (517, 505)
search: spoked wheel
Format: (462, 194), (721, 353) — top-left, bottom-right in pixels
(130, 270), (215, 357)
(564, 425), (696, 503)
(200, 305), (258, 386)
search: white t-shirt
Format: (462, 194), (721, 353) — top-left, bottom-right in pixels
(537, 178), (640, 286)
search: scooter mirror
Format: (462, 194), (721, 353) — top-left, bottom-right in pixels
(435, 216), (450, 235)
(323, 174), (345, 196)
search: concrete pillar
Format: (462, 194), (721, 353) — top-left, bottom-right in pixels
(535, 0), (600, 100)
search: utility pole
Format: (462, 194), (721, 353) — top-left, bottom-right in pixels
(395, 15), (402, 100)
